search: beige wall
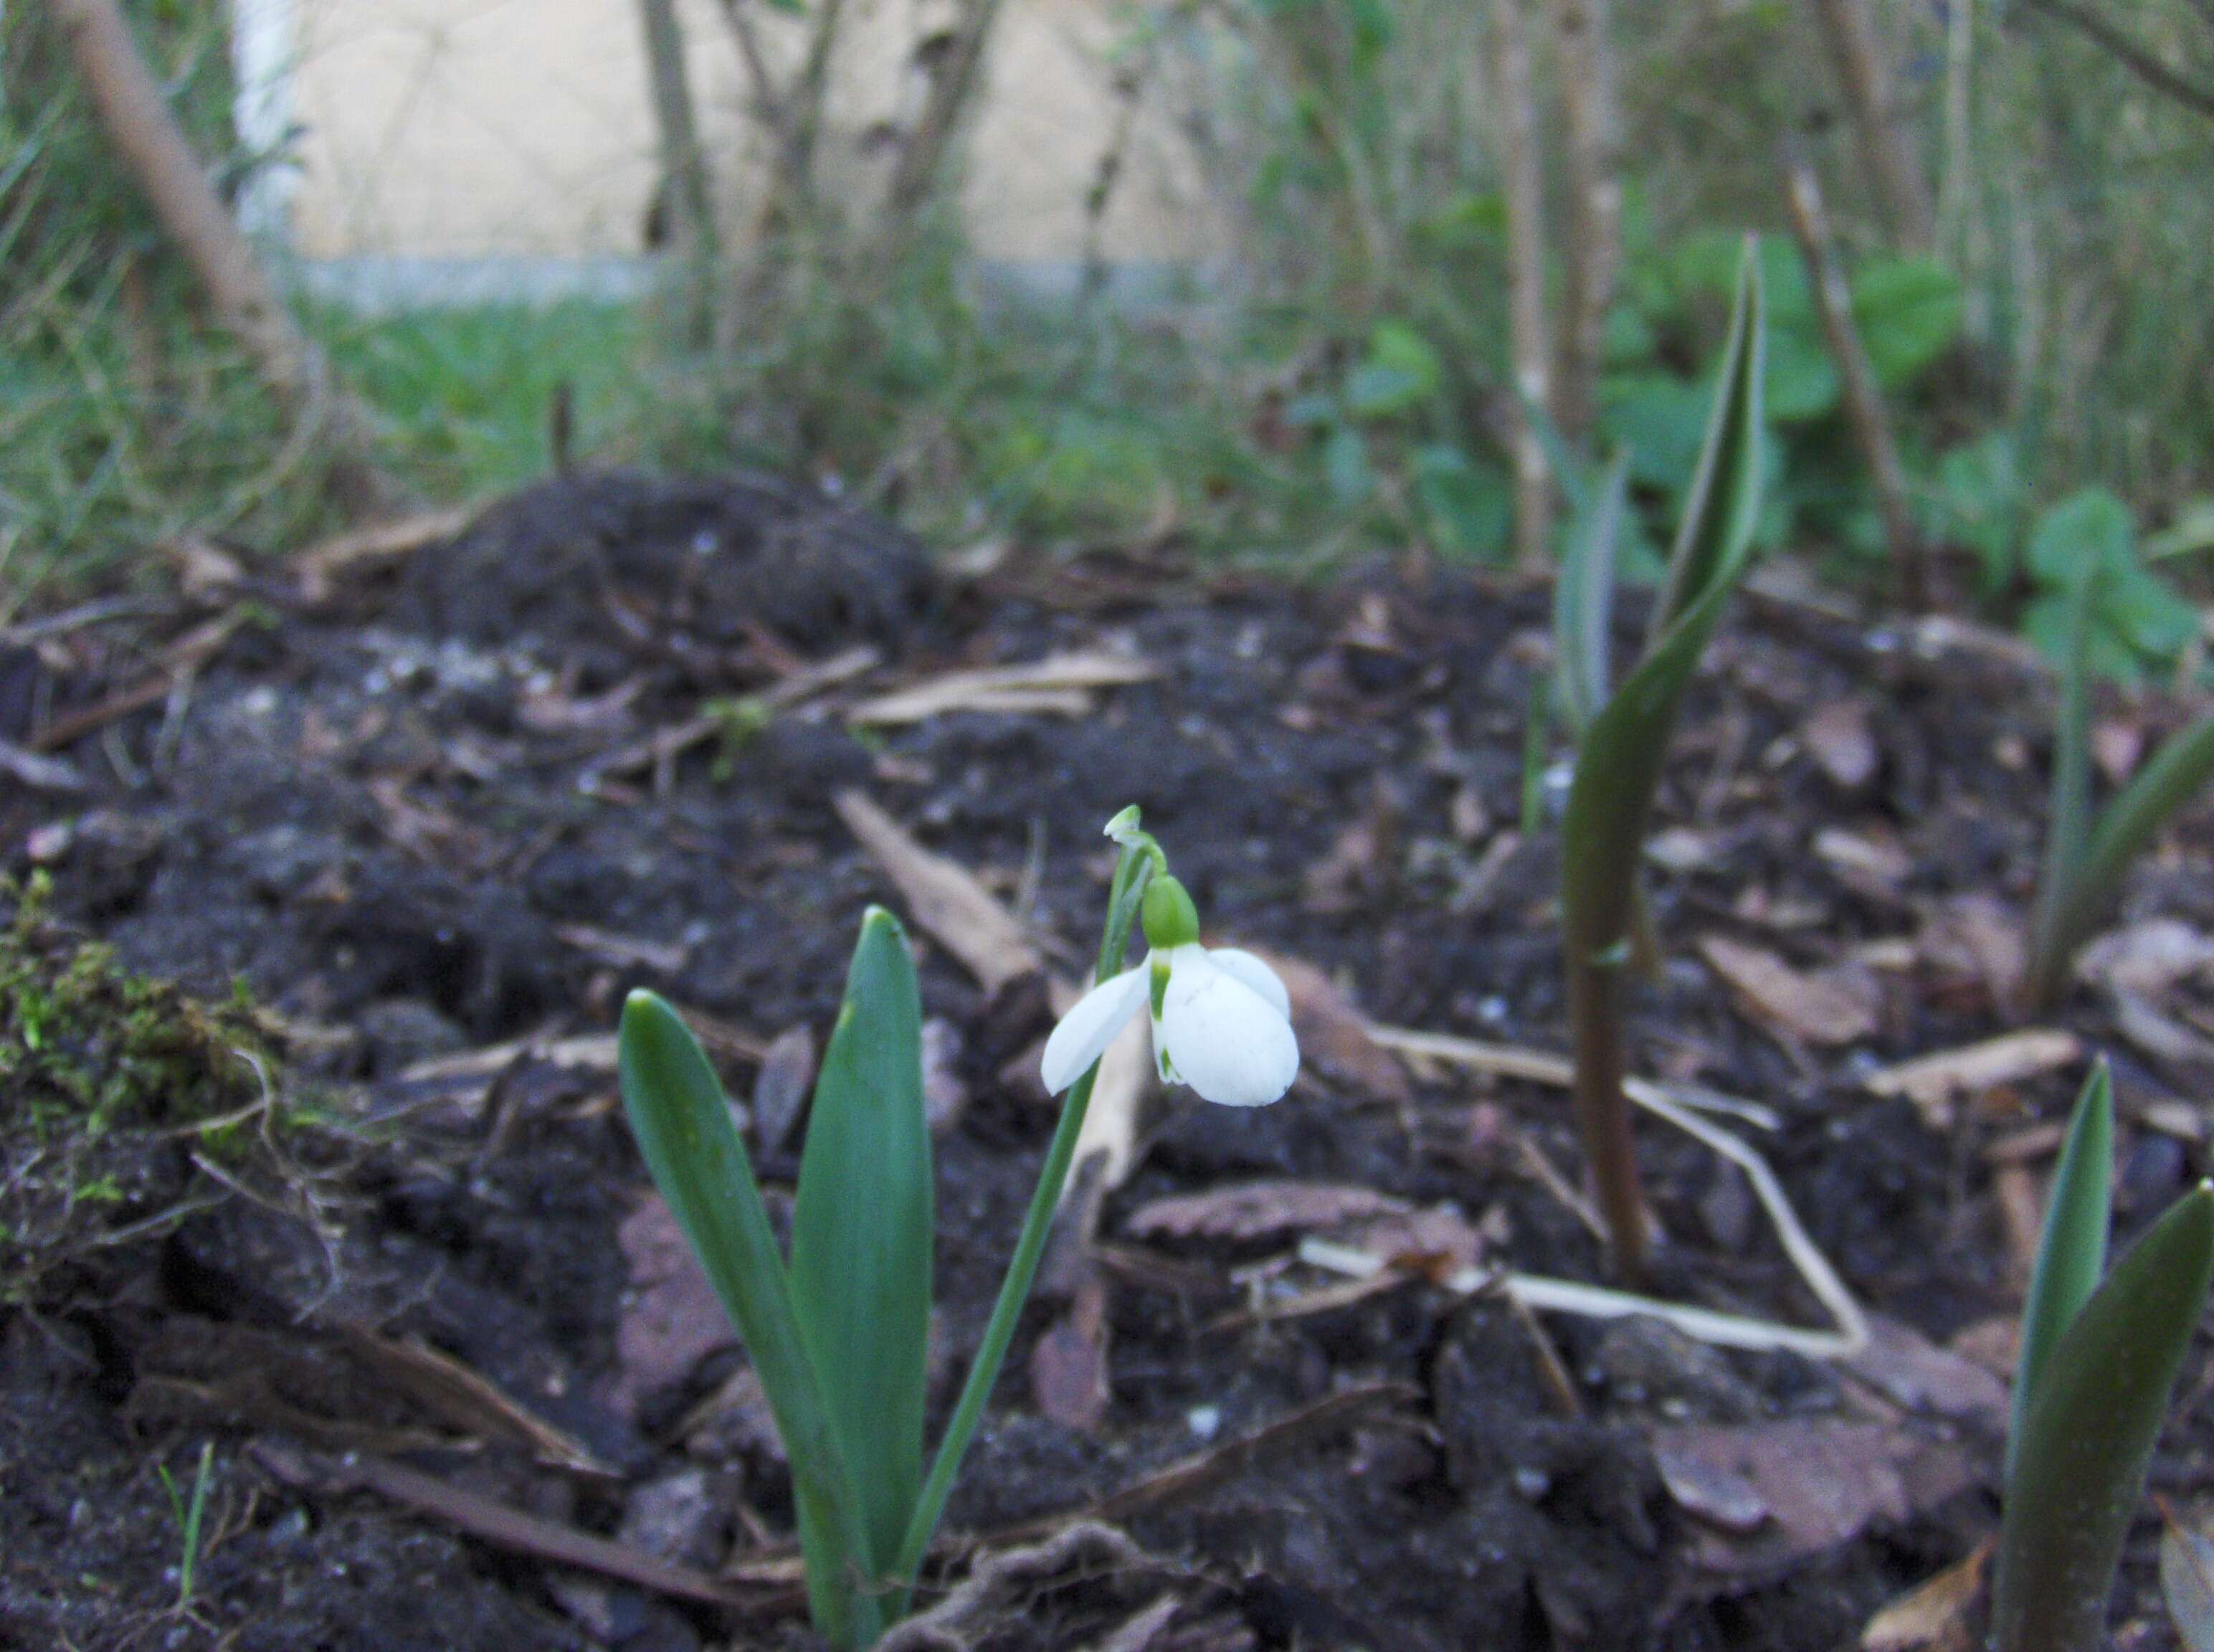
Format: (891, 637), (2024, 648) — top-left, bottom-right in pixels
(282, 0), (1222, 266)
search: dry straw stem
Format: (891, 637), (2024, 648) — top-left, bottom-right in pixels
(1370, 1025), (1868, 1360)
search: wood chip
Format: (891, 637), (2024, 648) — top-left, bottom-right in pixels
(1865, 1030), (2081, 1130)
(1802, 698), (1879, 789)
(1861, 1541), (1990, 1652)
(1125, 1180), (1412, 1244)
(1696, 934), (1878, 1047)
(292, 506), (475, 604)
(846, 650), (1156, 726)
(1815, 826), (1912, 891)
(835, 789), (1041, 992)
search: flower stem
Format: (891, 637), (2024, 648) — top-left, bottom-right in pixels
(891, 842), (1157, 1592)
(1565, 942), (1653, 1286)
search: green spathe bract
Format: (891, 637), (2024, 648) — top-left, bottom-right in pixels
(1558, 238), (1767, 1281)
(1992, 1179), (2214, 1652)
(2025, 564), (2214, 1008)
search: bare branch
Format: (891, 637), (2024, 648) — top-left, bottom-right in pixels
(2023, 0), (2214, 120)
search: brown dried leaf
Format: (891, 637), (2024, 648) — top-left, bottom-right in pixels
(2080, 918), (2214, 997)
(1815, 826), (1913, 893)
(1126, 1180), (1412, 1244)
(1861, 1542), (1990, 1652)
(1916, 893), (2025, 1010)
(1029, 1277), (1110, 1433)
(1247, 951), (1412, 1103)
(1841, 1314), (2009, 1431)
(1804, 698), (1880, 789)
(835, 789), (1041, 992)
(1655, 1420), (1975, 1577)
(1696, 934), (1878, 1047)
(750, 1025), (816, 1152)
(610, 1195), (734, 1420)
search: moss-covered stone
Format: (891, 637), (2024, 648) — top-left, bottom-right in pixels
(1, 875), (281, 1300)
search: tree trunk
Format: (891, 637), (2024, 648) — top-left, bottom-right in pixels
(1782, 154), (1926, 609)
(1549, 0), (1621, 447)
(1810, 0), (1934, 250)
(1494, 0), (1554, 566)
(52, 0), (391, 506)
(879, 0), (1005, 264)
(636, 0), (718, 339)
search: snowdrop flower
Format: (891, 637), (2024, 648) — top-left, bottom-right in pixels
(1041, 873), (1299, 1108)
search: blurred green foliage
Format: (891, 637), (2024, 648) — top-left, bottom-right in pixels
(13, 0), (2214, 671)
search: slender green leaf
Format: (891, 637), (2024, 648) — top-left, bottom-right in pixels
(1555, 453), (1628, 736)
(1561, 241), (1765, 1278)
(617, 991), (882, 1646)
(1567, 242), (1766, 967)
(2008, 1061), (2112, 1486)
(1992, 1185), (2214, 1652)
(789, 908), (933, 1584)
(1644, 243), (1767, 650)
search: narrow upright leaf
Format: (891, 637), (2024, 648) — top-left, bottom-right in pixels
(617, 991), (881, 1646)
(1992, 1185), (2214, 1652)
(1565, 242), (1767, 970)
(2007, 1061), (2111, 1486)
(1559, 242), (1764, 1278)
(789, 907), (933, 1581)
(2026, 561), (2097, 1005)
(1555, 452), (1629, 736)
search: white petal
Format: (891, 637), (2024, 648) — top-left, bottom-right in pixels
(1200, 947), (1291, 1020)
(1157, 949), (1300, 1108)
(1040, 962), (1150, 1094)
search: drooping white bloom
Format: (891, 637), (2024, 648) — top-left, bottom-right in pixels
(1041, 942), (1299, 1108)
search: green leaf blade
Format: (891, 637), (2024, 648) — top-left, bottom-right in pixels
(2008, 1060), (2113, 1485)
(789, 907), (934, 1579)
(617, 989), (881, 1645)
(1993, 1185), (2214, 1652)
(1566, 241), (1767, 963)
(1555, 452), (1628, 736)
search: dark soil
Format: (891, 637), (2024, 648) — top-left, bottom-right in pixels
(6, 468), (2214, 1651)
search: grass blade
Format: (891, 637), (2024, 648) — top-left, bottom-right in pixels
(2007, 1060), (2112, 1486)
(788, 908), (933, 1583)
(1560, 239), (1765, 1280)
(617, 989), (883, 1646)
(1992, 1185), (2214, 1652)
